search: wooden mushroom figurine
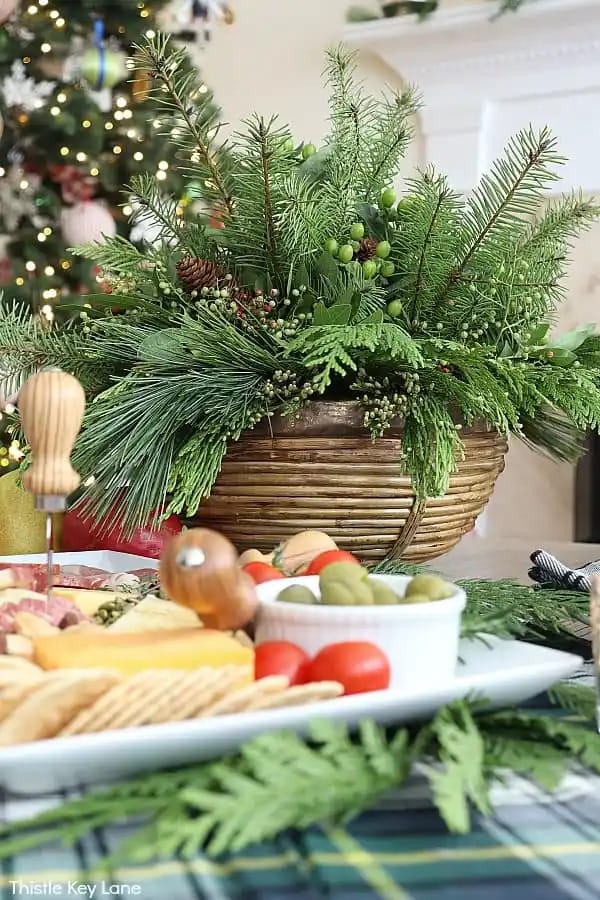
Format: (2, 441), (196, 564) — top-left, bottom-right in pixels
(160, 528), (258, 630)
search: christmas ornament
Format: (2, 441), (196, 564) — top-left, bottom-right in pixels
(171, 0), (235, 41)
(49, 165), (97, 204)
(81, 46), (127, 89)
(176, 256), (223, 292)
(1, 60), (55, 111)
(61, 200), (116, 247)
(132, 68), (152, 103)
(81, 20), (127, 90)
(128, 198), (180, 247)
(0, 0), (17, 25)
(0, 470), (52, 555)
(0, 256), (11, 285)
(0, 165), (42, 231)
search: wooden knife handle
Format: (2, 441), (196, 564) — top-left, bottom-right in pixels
(19, 369), (86, 499)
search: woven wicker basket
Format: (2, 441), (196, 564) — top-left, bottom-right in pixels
(194, 401), (507, 564)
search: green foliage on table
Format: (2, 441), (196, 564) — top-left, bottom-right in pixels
(1, 37), (600, 531)
(0, 685), (597, 867)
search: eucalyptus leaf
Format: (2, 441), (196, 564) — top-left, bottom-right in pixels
(528, 323), (550, 346)
(549, 324), (596, 352)
(546, 348), (577, 367)
(315, 251), (340, 282)
(138, 328), (188, 363)
(312, 301), (330, 326)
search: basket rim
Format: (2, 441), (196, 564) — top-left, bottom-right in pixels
(249, 400), (498, 438)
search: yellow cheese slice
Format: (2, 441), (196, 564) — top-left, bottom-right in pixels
(108, 596), (202, 633)
(53, 589), (128, 616)
(33, 628), (254, 677)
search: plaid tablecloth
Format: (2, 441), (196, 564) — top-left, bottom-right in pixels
(2, 766), (600, 900)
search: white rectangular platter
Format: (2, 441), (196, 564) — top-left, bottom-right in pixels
(0, 637), (582, 794)
(0, 551), (159, 572)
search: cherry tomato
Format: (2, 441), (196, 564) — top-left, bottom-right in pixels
(307, 642), (390, 695)
(255, 641), (311, 685)
(242, 561), (285, 584)
(305, 550), (361, 576)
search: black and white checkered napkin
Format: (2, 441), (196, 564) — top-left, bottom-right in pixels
(529, 549), (600, 593)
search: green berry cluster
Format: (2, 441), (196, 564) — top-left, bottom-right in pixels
(261, 370), (320, 418)
(353, 369), (421, 437)
(323, 228), (395, 280)
(191, 283), (310, 340)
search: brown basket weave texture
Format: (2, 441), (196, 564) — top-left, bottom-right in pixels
(194, 402), (507, 564)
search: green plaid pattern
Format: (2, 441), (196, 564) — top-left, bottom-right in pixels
(3, 766), (600, 899)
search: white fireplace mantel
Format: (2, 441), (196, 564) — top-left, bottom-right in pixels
(343, 0), (600, 192)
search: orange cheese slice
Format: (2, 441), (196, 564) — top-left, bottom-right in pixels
(33, 628), (254, 677)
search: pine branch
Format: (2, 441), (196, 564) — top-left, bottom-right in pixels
(135, 34), (234, 218)
(258, 119), (279, 276)
(70, 235), (151, 275)
(127, 173), (183, 245)
(437, 128), (564, 304)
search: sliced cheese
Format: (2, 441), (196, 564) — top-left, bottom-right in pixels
(53, 589), (128, 616)
(33, 627), (254, 677)
(108, 596), (202, 633)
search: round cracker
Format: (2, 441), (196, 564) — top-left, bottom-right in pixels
(60, 670), (161, 736)
(200, 675), (289, 718)
(0, 669), (120, 745)
(248, 680), (343, 712)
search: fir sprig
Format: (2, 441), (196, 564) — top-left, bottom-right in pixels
(1, 693), (598, 866)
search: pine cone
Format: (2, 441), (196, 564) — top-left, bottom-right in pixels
(357, 237), (378, 262)
(176, 256), (223, 293)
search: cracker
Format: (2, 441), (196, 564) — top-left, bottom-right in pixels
(145, 667), (222, 724)
(169, 665), (251, 720)
(0, 667), (44, 691)
(0, 669), (120, 745)
(102, 670), (182, 731)
(247, 680), (343, 712)
(200, 675), (289, 717)
(61, 666), (252, 735)
(0, 679), (46, 721)
(60, 670), (161, 736)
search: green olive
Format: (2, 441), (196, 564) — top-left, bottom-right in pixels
(404, 574), (455, 601)
(321, 578), (374, 605)
(277, 584), (318, 605)
(402, 592), (431, 605)
(320, 561), (369, 585)
(369, 580), (400, 605)
(320, 582), (357, 605)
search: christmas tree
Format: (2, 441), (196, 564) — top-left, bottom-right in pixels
(0, 0), (225, 317)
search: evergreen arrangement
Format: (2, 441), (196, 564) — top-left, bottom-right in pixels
(1, 37), (599, 533)
(0, 0), (217, 309)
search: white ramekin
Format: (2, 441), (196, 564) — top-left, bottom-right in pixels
(255, 574), (466, 692)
